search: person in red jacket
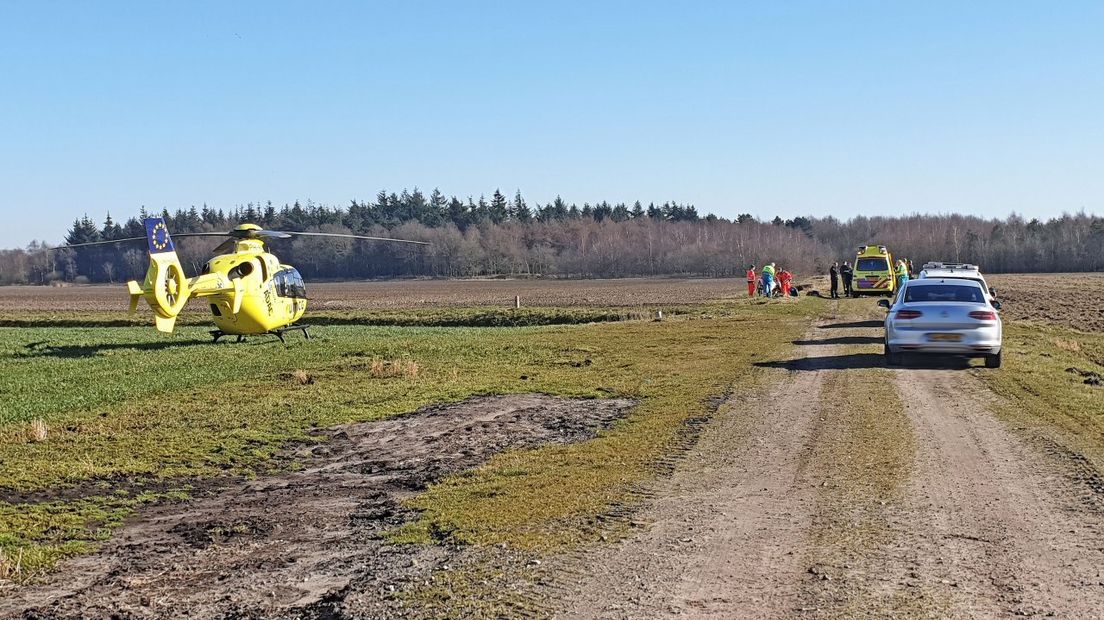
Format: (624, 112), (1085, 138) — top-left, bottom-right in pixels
(778, 269), (793, 297)
(746, 264), (756, 297)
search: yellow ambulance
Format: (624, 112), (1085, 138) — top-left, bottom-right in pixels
(852, 245), (896, 296)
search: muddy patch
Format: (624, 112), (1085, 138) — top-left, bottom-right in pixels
(5, 394), (632, 619)
(1066, 366), (1103, 387)
(0, 474), (206, 506)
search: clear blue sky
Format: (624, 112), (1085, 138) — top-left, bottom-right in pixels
(1, 1), (1101, 248)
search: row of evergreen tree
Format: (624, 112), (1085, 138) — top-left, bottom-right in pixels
(62, 189), (710, 248)
(1, 189), (1101, 284)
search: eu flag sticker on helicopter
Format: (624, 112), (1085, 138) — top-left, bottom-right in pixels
(144, 218), (175, 254)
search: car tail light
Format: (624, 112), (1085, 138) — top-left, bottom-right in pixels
(969, 311), (997, 320)
(895, 310), (922, 319)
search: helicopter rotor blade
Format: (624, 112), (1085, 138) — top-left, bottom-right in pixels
(44, 231), (232, 251)
(165, 232), (234, 239)
(42, 228), (428, 250)
(253, 230), (293, 239)
(269, 231), (430, 246)
(212, 239), (238, 255)
(44, 235), (148, 250)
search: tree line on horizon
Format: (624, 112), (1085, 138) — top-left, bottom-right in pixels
(1, 188), (1102, 285)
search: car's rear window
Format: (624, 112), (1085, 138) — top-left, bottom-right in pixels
(857, 258), (889, 271)
(904, 284), (984, 303)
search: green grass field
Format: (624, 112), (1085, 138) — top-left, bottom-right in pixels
(0, 299), (822, 578)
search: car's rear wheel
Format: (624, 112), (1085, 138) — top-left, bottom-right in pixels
(885, 342), (901, 367)
(985, 350), (1002, 369)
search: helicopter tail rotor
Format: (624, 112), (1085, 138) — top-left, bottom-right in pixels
(125, 218), (193, 333)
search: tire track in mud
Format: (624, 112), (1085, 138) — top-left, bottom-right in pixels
(2, 394), (632, 620)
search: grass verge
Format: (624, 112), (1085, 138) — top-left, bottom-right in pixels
(975, 323), (1104, 470)
(799, 351), (930, 617)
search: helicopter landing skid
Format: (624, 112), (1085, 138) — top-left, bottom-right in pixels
(269, 324), (312, 343)
(210, 325), (313, 344)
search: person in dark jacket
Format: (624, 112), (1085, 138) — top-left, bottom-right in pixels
(829, 262), (840, 299)
(841, 261), (854, 297)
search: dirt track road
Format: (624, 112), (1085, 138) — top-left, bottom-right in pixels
(558, 308), (1104, 619)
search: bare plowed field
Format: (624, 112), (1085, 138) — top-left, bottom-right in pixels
(987, 273), (1104, 332)
(308, 279), (751, 309)
(2, 275), (1097, 321)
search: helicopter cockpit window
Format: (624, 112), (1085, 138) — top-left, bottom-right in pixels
(227, 260), (254, 280)
(274, 268), (307, 299)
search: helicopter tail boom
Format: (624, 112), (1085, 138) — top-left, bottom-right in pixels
(126, 218), (192, 333)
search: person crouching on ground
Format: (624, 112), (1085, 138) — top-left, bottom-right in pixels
(746, 264), (756, 297)
(829, 262), (840, 299)
(778, 268), (793, 297)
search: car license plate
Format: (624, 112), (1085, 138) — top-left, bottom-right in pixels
(927, 333), (962, 342)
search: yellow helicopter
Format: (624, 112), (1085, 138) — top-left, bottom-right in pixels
(60, 217), (428, 342)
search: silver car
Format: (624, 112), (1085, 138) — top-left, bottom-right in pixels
(879, 278), (1003, 368)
